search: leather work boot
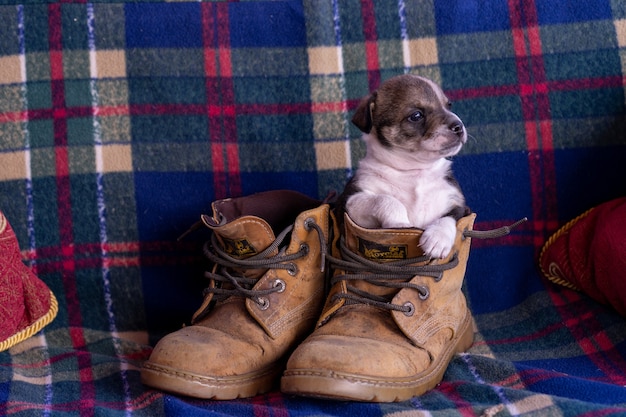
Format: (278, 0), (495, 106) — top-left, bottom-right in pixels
(141, 190), (331, 399)
(281, 212), (477, 402)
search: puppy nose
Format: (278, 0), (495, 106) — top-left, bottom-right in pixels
(450, 122), (464, 137)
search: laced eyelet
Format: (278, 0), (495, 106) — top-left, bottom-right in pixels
(256, 297), (270, 310)
(272, 279), (286, 293)
(287, 263), (298, 276)
(434, 272), (443, 282)
(403, 302), (415, 317)
(419, 287), (430, 300)
(304, 217), (315, 230)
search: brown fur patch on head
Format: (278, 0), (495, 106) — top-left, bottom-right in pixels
(353, 75), (465, 154)
(351, 93), (377, 133)
(373, 75), (445, 131)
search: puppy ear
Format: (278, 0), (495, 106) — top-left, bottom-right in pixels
(351, 92), (377, 133)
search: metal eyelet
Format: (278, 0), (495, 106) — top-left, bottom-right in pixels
(434, 272), (443, 282)
(299, 243), (309, 255)
(287, 263), (298, 276)
(272, 279), (286, 293)
(304, 217), (315, 230)
(256, 297), (270, 310)
(403, 302), (415, 317)
(419, 287), (430, 300)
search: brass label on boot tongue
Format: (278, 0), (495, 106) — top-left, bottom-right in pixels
(222, 237), (257, 258)
(358, 237), (407, 261)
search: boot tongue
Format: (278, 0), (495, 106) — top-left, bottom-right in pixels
(202, 196), (279, 260)
(343, 214), (425, 261)
(342, 214), (426, 298)
(201, 203), (279, 280)
(202, 214), (277, 260)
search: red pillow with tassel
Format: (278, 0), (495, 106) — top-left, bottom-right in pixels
(0, 212), (58, 352)
(539, 197), (626, 316)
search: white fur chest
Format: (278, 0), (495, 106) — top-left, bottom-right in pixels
(349, 157), (463, 229)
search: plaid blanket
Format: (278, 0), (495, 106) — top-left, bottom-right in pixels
(2, 0), (626, 415)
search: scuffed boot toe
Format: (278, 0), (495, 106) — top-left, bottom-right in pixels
(282, 306), (473, 402)
(142, 325), (281, 399)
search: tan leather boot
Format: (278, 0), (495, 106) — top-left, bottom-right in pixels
(281, 212), (477, 402)
(141, 190), (331, 399)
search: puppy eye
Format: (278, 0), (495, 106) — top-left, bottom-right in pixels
(408, 111), (423, 122)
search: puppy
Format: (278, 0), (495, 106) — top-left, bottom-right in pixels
(340, 74), (468, 259)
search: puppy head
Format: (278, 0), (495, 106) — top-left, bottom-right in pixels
(352, 75), (466, 161)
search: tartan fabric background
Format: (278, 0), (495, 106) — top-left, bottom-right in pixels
(1, 0), (626, 415)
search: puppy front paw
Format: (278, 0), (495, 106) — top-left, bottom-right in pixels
(419, 217), (457, 259)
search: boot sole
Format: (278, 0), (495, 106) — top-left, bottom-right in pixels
(281, 310), (474, 402)
(141, 360), (283, 400)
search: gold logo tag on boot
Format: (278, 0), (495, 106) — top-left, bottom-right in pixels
(222, 238), (257, 258)
(358, 238), (407, 261)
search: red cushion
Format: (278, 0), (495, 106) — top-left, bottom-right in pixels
(0, 213), (57, 350)
(539, 197), (626, 316)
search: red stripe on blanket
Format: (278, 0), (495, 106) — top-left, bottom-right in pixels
(508, 0), (559, 248)
(448, 74), (626, 102)
(202, 2), (241, 199)
(496, 372), (525, 390)
(437, 383), (475, 417)
(3, 391), (164, 415)
(360, 0), (380, 91)
(251, 391), (288, 417)
(48, 5), (96, 415)
(2, 72), (623, 126)
(24, 240), (201, 275)
(548, 286), (626, 385)
(24, 240), (197, 259)
(49, 4), (75, 321)
(517, 368), (568, 388)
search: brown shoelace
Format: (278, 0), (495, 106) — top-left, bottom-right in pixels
(201, 217), (327, 309)
(327, 218), (527, 316)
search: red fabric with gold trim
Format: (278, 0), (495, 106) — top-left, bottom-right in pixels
(540, 197), (626, 316)
(0, 212), (56, 349)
